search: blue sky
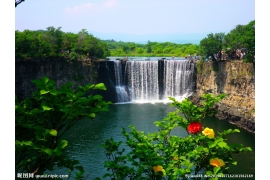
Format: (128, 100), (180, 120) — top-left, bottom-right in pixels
(15, 0), (255, 43)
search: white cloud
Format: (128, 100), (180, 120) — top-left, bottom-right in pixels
(64, 0), (118, 16)
(64, 3), (96, 15)
(103, 0), (118, 8)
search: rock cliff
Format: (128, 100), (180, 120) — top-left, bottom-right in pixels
(190, 60), (255, 133)
(15, 58), (98, 101)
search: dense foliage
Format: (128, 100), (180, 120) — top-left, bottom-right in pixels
(99, 94), (252, 180)
(15, 27), (110, 61)
(223, 20), (255, 62)
(199, 33), (225, 59)
(15, 20), (254, 61)
(199, 20), (255, 62)
(15, 76), (111, 178)
(103, 40), (200, 57)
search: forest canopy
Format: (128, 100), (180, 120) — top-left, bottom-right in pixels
(15, 20), (255, 62)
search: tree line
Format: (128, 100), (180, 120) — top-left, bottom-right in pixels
(15, 20), (255, 62)
(15, 27), (110, 61)
(103, 40), (200, 57)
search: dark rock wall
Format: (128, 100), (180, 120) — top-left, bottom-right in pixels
(15, 59), (101, 101)
(97, 61), (117, 103)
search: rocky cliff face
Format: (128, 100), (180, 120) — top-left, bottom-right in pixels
(190, 60), (255, 133)
(15, 58), (100, 101)
(16, 58), (118, 104)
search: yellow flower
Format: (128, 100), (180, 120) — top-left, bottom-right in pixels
(210, 158), (225, 167)
(202, 127), (215, 138)
(153, 165), (166, 175)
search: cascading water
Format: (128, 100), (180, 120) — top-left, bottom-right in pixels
(112, 59), (194, 103)
(125, 61), (159, 102)
(114, 61), (130, 102)
(163, 60), (194, 100)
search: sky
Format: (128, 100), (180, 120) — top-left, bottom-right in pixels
(15, 0), (255, 43)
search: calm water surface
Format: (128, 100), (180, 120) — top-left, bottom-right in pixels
(52, 103), (255, 179)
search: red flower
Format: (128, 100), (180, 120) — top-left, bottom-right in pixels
(187, 122), (202, 134)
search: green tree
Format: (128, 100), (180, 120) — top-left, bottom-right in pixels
(223, 20), (255, 62)
(146, 40), (152, 53)
(62, 32), (77, 51)
(45, 26), (64, 57)
(15, 30), (44, 58)
(128, 43), (136, 52)
(15, 76), (111, 177)
(185, 44), (199, 55)
(36, 32), (51, 58)
(136, 47), (144, 54)
(199, 33), (225, 59)
(76, 29), (110, 60)
(77, 29), (89, 54)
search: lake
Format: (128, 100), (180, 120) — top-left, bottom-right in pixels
(51, 102), (255, 179)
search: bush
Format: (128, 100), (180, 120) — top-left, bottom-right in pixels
(243, 53), (255, 63)
(99, 94), (252, 179)
(196, 59), (203, 74)
(15, 76), (111, 178)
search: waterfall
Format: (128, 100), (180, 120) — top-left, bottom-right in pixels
(163, 60), (194, 100)
(125, 61), (159, 102)
(114, 61), (130, 102)
(111, 59), (194, 103)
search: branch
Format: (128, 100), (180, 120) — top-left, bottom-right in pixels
(15, 0), (25, 7)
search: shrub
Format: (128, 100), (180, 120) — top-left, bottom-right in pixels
(15, 76), (111, 178)
(99, 94), (252, 179)
(196, 59), (203, 74)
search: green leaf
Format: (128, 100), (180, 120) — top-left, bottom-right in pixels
(40, 90), (49, 95)
(224, 129), (232, 135)
(49, 89), (58, 95)
(21, 141), (33, 146)
(89, 113), (95, 118)
(92, 95), (103, 100)
(15, 140), (21, 146)
(41, 101), (53, 111)
(93, 83), (106, 90)
(42, 148), (53, 156)
(232, 161), (237, 165)
(233, 129), (240, 133)
(218, 142), (227, 148)
(53, 140), (68, 156)
(213, 167), (220, 174)
(42, 76), (49, 84)
(42, 105), (53, 111)
(49, 129), (57, 136)
(58, 140), (68, 149)
(209, 141), (217, 148)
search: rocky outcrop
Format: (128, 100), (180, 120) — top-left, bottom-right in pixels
(191, 60), (255, 133)
(15, 58), (102, 101)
